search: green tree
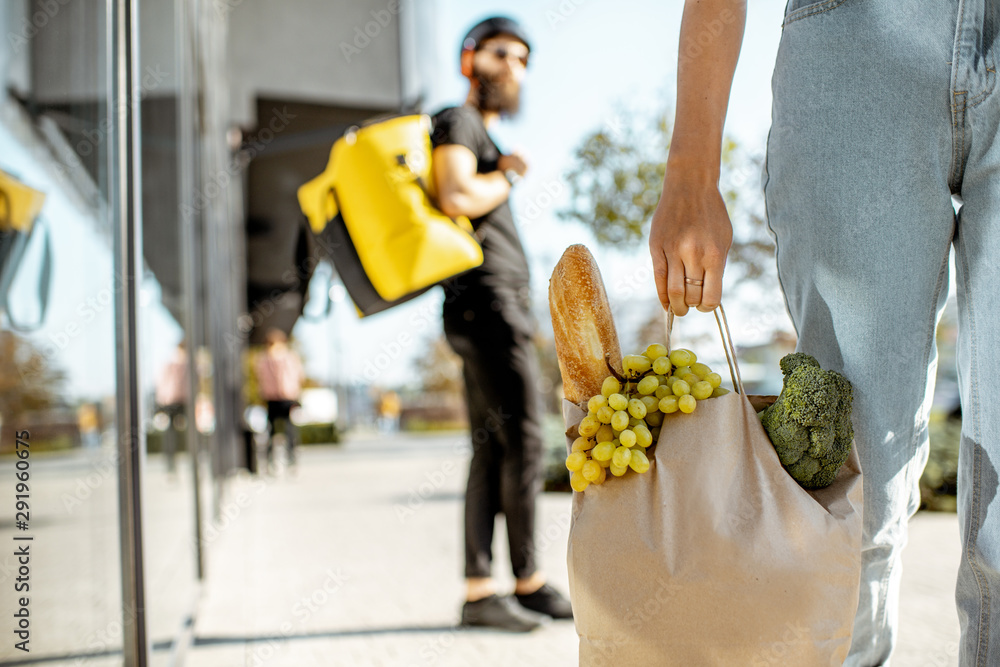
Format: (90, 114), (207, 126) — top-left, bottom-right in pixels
(0, 331), (65, 436)
(559, 109), (776, 285)
(413, 334), (464, 398)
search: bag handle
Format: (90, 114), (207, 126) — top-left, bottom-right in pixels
(665, 303), (745, 395)
(1, 217), (52, 333)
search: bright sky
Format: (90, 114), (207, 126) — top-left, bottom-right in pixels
(294, 0), (789, 390)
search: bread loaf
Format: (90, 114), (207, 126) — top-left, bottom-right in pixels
(549, 245), (622, 405)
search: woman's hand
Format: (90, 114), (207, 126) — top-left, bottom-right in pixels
(649, 169), (732, 316)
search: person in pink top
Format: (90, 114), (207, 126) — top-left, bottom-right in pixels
(155, 340), (188, 474)
(255, 328), (304, 470)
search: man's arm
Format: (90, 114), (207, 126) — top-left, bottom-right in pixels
(432, 144), (527, 219)
(649, 0), (746, 316)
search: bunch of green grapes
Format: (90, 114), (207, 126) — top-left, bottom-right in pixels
(566, 344), (730, 492)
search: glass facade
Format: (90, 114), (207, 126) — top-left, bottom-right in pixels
(1, 1), (126, 664)
(0, 1), (220, 663)
(0, 1), (422, 663)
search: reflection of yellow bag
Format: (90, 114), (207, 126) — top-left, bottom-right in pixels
(0, 169), (51, 332)
(0, 169), (47, 233)
(297, 114), (483, 317)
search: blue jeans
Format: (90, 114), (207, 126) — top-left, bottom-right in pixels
(765, 1), (1000, 665)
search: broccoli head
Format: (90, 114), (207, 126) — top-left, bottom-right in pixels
(760, 353), (854, 489)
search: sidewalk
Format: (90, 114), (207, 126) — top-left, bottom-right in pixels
(183, 432), (961, 667)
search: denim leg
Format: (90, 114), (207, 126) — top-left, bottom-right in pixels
(767, 2), (959, 664)
(952, 69), (1000, 664)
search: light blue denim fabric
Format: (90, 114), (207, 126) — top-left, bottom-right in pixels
(764, 1), (1000, 665)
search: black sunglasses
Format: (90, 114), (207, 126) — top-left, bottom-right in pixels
(478, 44), (529, 67)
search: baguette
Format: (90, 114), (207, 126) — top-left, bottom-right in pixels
(549, 245), (622, 405)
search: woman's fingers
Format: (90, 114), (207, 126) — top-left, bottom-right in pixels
(648, 176), (733, 317)
(698, 262), (724, 313)
(668, 260), (691, 317)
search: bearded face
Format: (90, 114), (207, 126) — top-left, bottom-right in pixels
(467, 37), (528, 117)
(472, 64), (522, 116)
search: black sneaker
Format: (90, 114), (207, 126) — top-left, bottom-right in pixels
(461, 594), (548, 632)
(515, 583), (574, 619)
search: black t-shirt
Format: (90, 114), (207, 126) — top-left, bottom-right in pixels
(431, 106), (533, 334)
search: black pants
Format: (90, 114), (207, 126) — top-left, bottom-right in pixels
(265, 400), (298, 464)
(159, 403), (185, 474)
(444, 308), (544, 580)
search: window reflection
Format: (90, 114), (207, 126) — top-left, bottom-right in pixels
(1, 1), (124, 663)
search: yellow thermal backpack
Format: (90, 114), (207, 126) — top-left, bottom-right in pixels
(297, 114), (483, 317)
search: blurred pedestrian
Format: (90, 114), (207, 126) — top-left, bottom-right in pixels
(155, 340), (188, 475)
(377, 390), (401, 433)
(76, 402), (100, 450)
(431, 16), (572, 632)
(255, 328), (304, 472)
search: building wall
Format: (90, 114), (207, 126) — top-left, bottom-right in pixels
(226, 0), (413, 128)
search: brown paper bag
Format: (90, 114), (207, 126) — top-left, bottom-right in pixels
(564, 329), (863, 665)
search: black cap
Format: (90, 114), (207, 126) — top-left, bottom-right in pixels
(461, 16), (531, 57)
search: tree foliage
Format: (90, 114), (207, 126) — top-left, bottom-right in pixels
(413, 335), (464, 398)
(0, 331), (65, 429)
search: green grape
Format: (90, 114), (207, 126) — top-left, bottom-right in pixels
(582, 459), (604, 482)
(589, 461), (607, 484)
(659, 395), (679, 414)
(629, 448), (651, 473)
(645, 411), (664, 426)
(691, 362), (712, 378)
(645, 343), (668, 360)
(637, 376), (659, 395)
(669, 348), (697, 366)
(611, 410), (630, 431)
(627, 398), (647, 419)
(673, 365), (692, 379)
(711, 386), (731, 397)
(640, 395), (659, 414)
(665, 375), (678, 388)
(672, 380), (692, 396)
(619, 429), (637, 448)
(678, 394), (697, 413)
(595, 424), (616, 443)
(655, 385), (673, 399)
(623, 354), (653, 376)
(627, 416), (642, 428)
(633, 423), (653, 448)
(691, 380), (714, 400)
(565, 451), (588, 471)
(596, 405), (615, 424)
(612, 446), (632, 468)
(705, 372), (722, 389)
(597, 457), (612, 468)
(571, 437), (593, 453)
(609, 463), (629, 477)
(608, 393), (628, 411)
(679, 372), (701, 385)
(579, 415), (600, 436)
(592, 441), (616, 461)
(588, 394), (608, 413)
(570, 471), (590, 492)
(652, 355), (672, 375)
(650, 426), (661, 441)
(601, 376), (621, 397)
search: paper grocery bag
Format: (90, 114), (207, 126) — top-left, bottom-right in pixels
(564, 392), (863, 666)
